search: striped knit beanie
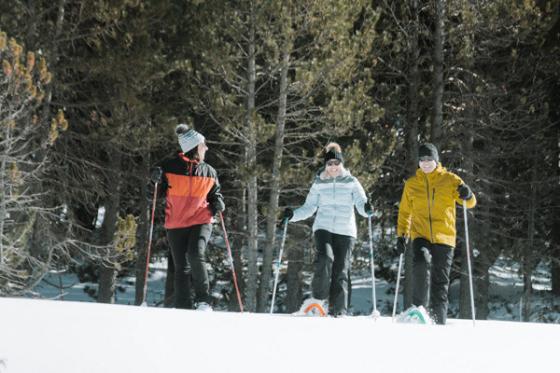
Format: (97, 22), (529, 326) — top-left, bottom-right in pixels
(176, 124), (205, 153)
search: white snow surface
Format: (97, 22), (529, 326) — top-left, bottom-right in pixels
(0, 297), (558, 373)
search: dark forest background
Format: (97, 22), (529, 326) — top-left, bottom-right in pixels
(0, 0), (559, 321)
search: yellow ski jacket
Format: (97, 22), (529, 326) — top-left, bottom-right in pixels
(397, 164), (476, 247)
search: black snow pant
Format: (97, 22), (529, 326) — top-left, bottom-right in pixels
(312, 229), (354, 316)
(167, 224), (213, 309)
(412, 237), (454, 324)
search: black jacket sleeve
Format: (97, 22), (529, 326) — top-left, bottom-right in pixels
(207, 172), (225, 214)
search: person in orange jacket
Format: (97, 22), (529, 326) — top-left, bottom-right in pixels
(151, 124), (224, 311)
(397, 143), (476, 324)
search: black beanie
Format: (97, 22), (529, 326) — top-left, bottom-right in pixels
(418, 143), (439, 162)
(324, 142), (344, 163)
(324, 150), (343, 163)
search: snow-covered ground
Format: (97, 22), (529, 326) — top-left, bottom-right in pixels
(29, 255), (560, 323)
(3, 254), (559, 372)
(0, 296), (558, 373)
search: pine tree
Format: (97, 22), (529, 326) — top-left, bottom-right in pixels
(0, 31), (65, 294)
(443, 0), (559, 319)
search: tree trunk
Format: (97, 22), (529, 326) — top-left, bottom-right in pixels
(403, 0), (420, 309)
(552, 225), (560, 296)
(98, 266), (118, 303)
(257, 48), (290, 313)
(459, 58), (476, 319)
(474, 199), (495, 320)
(552, 127), (560, 295)
(522, 164), (538, 321)
(286, 228), (307, 313)
(229, 191), (247, 312)
(134, 154), (150, 305)
(25, 0), (38, 49)
(244, 6), (259, 312)
(40, 0), (66, 124)
(97, 149), (122, 304)
(14, 0), (67, 293)
(475, 263), (490, 320)
(430, 0), (445, 144)
(0, 119), (12, 264)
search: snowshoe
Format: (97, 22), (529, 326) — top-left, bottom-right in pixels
(292, 298), (328, 317)
(395, 306), (434, 324)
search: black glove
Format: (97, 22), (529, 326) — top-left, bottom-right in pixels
(150, 167), (163, 184)
(458, 183), (472, 200)
(209, 203), (225, 216)
(364, 202), (373, 216)
(282, 208), (294, 221)
(396, 236), (407, 255)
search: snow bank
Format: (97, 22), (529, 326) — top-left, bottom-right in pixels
(0, 297), (558, 373)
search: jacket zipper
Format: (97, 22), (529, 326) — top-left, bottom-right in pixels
(332, 176), (336, 231)
(189, 162), (193, 198)
(424, 175), (434, 243)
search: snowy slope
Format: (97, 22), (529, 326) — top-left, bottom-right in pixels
(31, 255), (560, 323)
(0, 297), (558, 373)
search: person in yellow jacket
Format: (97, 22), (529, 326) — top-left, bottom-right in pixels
(397, 143), (476, 324)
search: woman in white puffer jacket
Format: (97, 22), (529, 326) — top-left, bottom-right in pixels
(283, 142), (372, 316)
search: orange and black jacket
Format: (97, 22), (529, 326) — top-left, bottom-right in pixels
(158, 152), (224, 229)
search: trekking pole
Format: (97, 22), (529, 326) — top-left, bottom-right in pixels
(463, 200), (476, 326)
(392, 252), (404, 321)
(141, 182), (158, 306)
(219, 212), (244, 312)
(368, 215), (380, 318)
(270, 218), (289, 314)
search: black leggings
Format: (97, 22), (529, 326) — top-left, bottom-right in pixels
(312, 229), (354, 315)
(167, 224), (212, 309)
(411, 237), (454, 324)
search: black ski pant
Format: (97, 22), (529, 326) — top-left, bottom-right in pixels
(312, 229), (354, 315)
(167, 224), (212, 309)
(411, 237), (454, 324)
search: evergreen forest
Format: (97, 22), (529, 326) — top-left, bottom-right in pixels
(0, 0), (559, 321)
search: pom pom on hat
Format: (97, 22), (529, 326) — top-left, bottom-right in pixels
(324, 142), (343, 163)
(176, 123), (205, 153)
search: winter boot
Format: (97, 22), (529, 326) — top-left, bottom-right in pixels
(196, 302), (213, 312)
(330, 311), (348, 318)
